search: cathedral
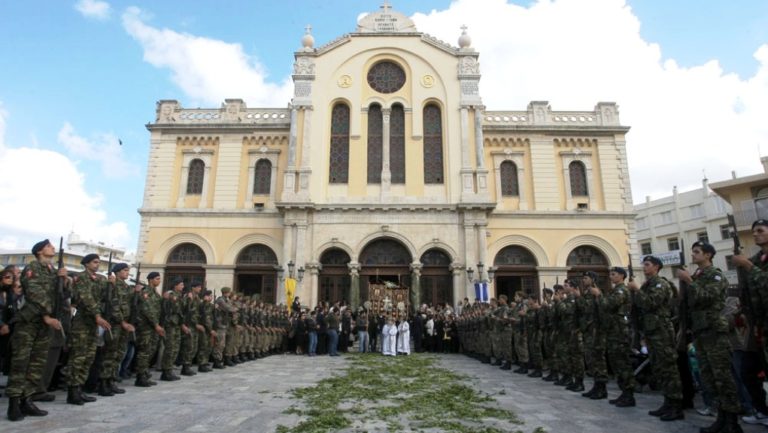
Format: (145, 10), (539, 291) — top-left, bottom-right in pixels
(136, 5), (636, 309)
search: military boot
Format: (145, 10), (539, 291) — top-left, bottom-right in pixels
(649, 397), (671, 417)
(110, 379), (126, 394)
(515, 366), (529, 374)
(67, 386), (85, 405)
(542, 370), (558, 382)
(7, 397), (24, 421)
(79, 387), (97, 403)
(589, 382), (607, 400)
(135, 375), (152, 387)
(659, 399), (684, 421)
(700, 410), (725, 433)
(721, 412), (744, 433)
(160, 370), (176, 381)
(614, 391), (636, 408)
(98, 379), (115, 396)
(555, 375), (571, 386)
(527, 369), (543, 378)
(19, 398), (47, 416)
(213, 360), (225, 369)
(181, 365), (197, 376)
(500, 361), (512, 370)
(198, 363), (212, 373)
(492, 358), (502, 366)
(567, 378), (585, 392)
(581, 382), (598, 398)
(225, 356), (236, 367)
(481, 355), (491, 364)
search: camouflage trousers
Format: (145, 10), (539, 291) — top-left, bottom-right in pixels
(225, 326), (239, 357)
(100, 325), (128, 380)
(606, 328), (635, 392)
(6, 317), (50, 398)
(514, 330), (529, 363)
(196, 329), (211, 365)
(528, 331), (543, 369)
(568, 330), (585, 379)
(646, 324), (682, 400)
(586, 327), (608, 382)
(553, 330), (569, 373)
(212, 328), (227, 361)
(239, 327), (250, 353)
(695, 330), (741, 413)
(161, 325), (181, 370)
(135, 327), (159, 377)
(65, 318), (98, 386)
(499, 329), (513, 361)
(543, 330), (555, 368)
(181, 327), (198, 365)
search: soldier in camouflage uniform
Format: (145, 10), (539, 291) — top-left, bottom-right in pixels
(180, 282), (202, 376)
(134, 272), (164, 387)
(225, 292), (241, 365)
(160, 278), (184, 381)
(212, 287), (233, 368)
(7, 240), (67, 421)
(512, 292), (529, 374)
(560, 279), (585, 391)
(526, 296), (543, 377)
(496, 295), (513, 370)
(597, 267), (636, 407)
(548, 285), (568, 383)
(65, 253), (111, 404)
(488, 298), (502, 365)
(99, 263), (135, 396)
(540, 287), (557, 381)
(196, 290), (215, 372)
(629, 256), (683, 421)
(580, 271), (609, 400)
(678, 241), (742, 432)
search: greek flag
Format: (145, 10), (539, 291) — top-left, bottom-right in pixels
(474, 282), (489, 302)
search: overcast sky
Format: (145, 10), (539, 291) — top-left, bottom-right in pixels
(1, 0), (767, 253)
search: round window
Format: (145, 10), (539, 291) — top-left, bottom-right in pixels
(367, 61), (406, 94)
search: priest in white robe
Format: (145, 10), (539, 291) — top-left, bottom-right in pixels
(382, 317), (398, 356)
(396, 315), (411, 355)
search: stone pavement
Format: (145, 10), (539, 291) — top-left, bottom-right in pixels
(0, 353), (765, 433)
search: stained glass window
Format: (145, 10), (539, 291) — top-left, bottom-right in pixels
(320, 248), (351, 265)
(187, 159), (204, 194)
(500, 161), (519, 196)
(359, 239), (411, 265)
(329, 103), (350, 183)
(168, 243), (207, 264)
(493, 246), (537, 266)
(569, 161), (588, 196)
(566, 246), (607, 266)
(423, 105), (444, 184)
(367, 104), (383, 183)
(237, 244), (278, 265)
(253, 159), (271, 194)
(390, 104), (405, 184)
(420, 249), (451, 266)
(367, 61), (406, 94)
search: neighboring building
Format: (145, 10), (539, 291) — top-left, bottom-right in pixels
(634, 180), (735, 285)
(136, 5), (636, 309)
(710, 156), (768, 257)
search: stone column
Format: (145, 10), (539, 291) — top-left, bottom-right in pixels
(410, 262), (422, 314)
(203, 266), (235, 297)
(244, 162), (255, 207)
(298, 107), (313, 199)
(306, 262), (321, 309)
(279, 223), (295, 305)
(348, 262), (361, 311)
(381, 108), (392, 197)
(282, 107), (299, 201)
(460, 107), (474, 196)
(474, 106), (489, 196)
(450, 263), (464, 308)
(177, 163), (189, 207)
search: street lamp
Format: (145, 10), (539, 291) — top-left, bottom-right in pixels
(466, 266), (474, 282)
(282, 260), (305, 282)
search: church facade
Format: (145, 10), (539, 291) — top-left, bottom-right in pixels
(136, 6), (636, 309)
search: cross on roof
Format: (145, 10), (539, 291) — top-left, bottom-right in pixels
(381, 1), (392, 12)
(305, 24), (312, 34)
(460, 24), (468, 33)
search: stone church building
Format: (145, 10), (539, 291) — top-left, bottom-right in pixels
(136, 5), (636, 309)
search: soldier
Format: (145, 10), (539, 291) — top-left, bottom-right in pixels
(224, 291), (241, 366)
(581, 271), (609, 399)
(548, 285), (568, 383)
(597, 267), (636, 407)
(180, 282), (202, 376)
(526, 296), (543, 378)
(677, 241), (742, 432)
(628, 256), (684, 421)
(160, 278), (184, 381)
(488, 298), (502, 365)
(134, 272), (164, 387)
(496, 295), (513, 370)
(512, 292), (529, 374)
(211, 287), (233, 368)
(7, 240), (67, 421)
(561, 279), (585, 391)
(65, 253), (111, 404)
(99, 263), (135, 397)
(540, 287), (557, 381)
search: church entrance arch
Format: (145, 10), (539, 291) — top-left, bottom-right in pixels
(493, 245), (539, 299)
(359, 238), (412, 302)
(165, 243), (207, 291)
(234, 244), (278, 302)
(566, 245), (610, 290)
(420, 248), (452, 307)
(318, 248), (351, 306)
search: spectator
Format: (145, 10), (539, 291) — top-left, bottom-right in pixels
(356, 311), (369, 353)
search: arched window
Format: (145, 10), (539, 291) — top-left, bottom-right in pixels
(329, 103), (350, 183)
(390, 104), (405, 184)
(500, 161), (519, 196)
(367, 104), (383, 183)
(569, 161), (588, 196)
(423, 104), (444, 184)
(236, 244), (278, 265)
(187, 159), (205, 194)
(168, 243), (207, 264)
(253, 159), (271, 194)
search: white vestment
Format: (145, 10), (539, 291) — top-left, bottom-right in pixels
(396, 321), (410, 355)
(382, 323), (398, 356)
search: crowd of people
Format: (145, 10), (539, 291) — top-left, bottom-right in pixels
(3, 218), (768, 433)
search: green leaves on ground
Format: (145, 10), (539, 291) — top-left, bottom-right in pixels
(276, 353), (522, 433)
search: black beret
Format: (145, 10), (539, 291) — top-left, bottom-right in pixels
(112, 263), (129, 273)
(203, 290), (212, 296)
(752, 219), (768, 230)
(81, 253), (99, 265)
(610, 266), (627, 277)
(191, 281), (202, 288)
(171, 277), (184, 286)
(643, 255), (663, 269)
(582, 271), (598, 281)
(32, 239), (51, 255)
(692, 240), (716, 257)
(147, 271), (160, 280)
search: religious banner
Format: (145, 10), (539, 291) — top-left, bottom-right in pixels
(285, 278), (297, 312)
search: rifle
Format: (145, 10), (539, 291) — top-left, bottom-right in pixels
(728, 214), (755, 331)
(628, 252), (642, 350)
(55, 237), (67, 340)
(676, 239), (691, 351)
(103, 252), (114, 341)
(134, 262), (142, 285)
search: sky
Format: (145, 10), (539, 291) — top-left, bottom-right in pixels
(1, 0), (767, 254)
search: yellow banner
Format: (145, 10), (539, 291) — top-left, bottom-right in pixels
(285, 278), (297, 312)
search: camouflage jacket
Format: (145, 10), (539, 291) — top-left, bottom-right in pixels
(634, 275), (673, 334)
(72, 270), (105, 321)
(137, 285), (162, 329)
(688, 265), (729, 334)
(163, 290), (184, 327)
(600, 283), (631, 333)
(19, 259), (57, 321)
